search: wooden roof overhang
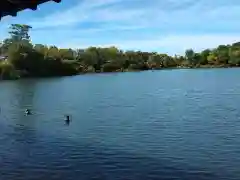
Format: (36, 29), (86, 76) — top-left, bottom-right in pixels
(0, 0), (61, 20)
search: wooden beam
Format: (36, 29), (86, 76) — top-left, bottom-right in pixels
(53, 0), (61, 3)
(0, 0), (62, 20)
(10, 11), (17, 17)
(29, 4), (38, 11)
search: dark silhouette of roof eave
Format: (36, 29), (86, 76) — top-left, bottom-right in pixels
(0, 0), (61, 20)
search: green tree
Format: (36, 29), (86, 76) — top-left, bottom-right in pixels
(0, 61), (18, 80)
(9, 24), (32, 42)
(34, 44), (49, 58)
(48, 46), (59, 58)
(59, 48), (75, 60)
(229, 45), (240, 66)
(8, 43), (45, 77)
(215, 45), (229, 64)
(200, 49), (210, 65)
(185, 49), (195, 65)
(207, 52), (217, 65)
(162, 55), (177, 68)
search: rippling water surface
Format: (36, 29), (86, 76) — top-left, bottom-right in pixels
(1, 69), (240, 180)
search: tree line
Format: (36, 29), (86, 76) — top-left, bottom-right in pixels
(1, 24), (240, 80)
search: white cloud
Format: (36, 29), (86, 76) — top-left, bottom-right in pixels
(28, 0), (240, 34)
(2, 0), (240, 55)
(58, 34), (240, 55)
(30, 0), (200, 28)
(30, 0), (133, 28)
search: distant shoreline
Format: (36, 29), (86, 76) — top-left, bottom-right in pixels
(1, 64), (239, 82)
(1, 24), (240, 81)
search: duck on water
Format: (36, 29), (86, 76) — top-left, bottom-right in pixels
(23, 109), (71, 125)
(25, 109), (32, 115)
(65, 115), (71, 125)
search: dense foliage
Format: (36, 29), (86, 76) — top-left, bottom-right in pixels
(1, 24), (240, 80)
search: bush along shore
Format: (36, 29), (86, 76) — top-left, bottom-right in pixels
(1, 24), (240, 80)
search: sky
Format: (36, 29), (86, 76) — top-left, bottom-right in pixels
(1, 0), (240, 55)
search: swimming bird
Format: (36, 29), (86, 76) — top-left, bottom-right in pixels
(65, 115), (71, 125)
(25, 109), (31, 115)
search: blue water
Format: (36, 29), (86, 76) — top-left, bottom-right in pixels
(1, 68), (240, 180)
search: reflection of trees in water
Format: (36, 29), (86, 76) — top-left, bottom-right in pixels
(2, 79), (38, 120)
(8, 79), (39, 148)
(14, 79), (37, 109)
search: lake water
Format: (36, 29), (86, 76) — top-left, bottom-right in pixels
(1, 68), (240, 180)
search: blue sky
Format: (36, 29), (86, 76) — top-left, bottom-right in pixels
(1, 0), (240, 55)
